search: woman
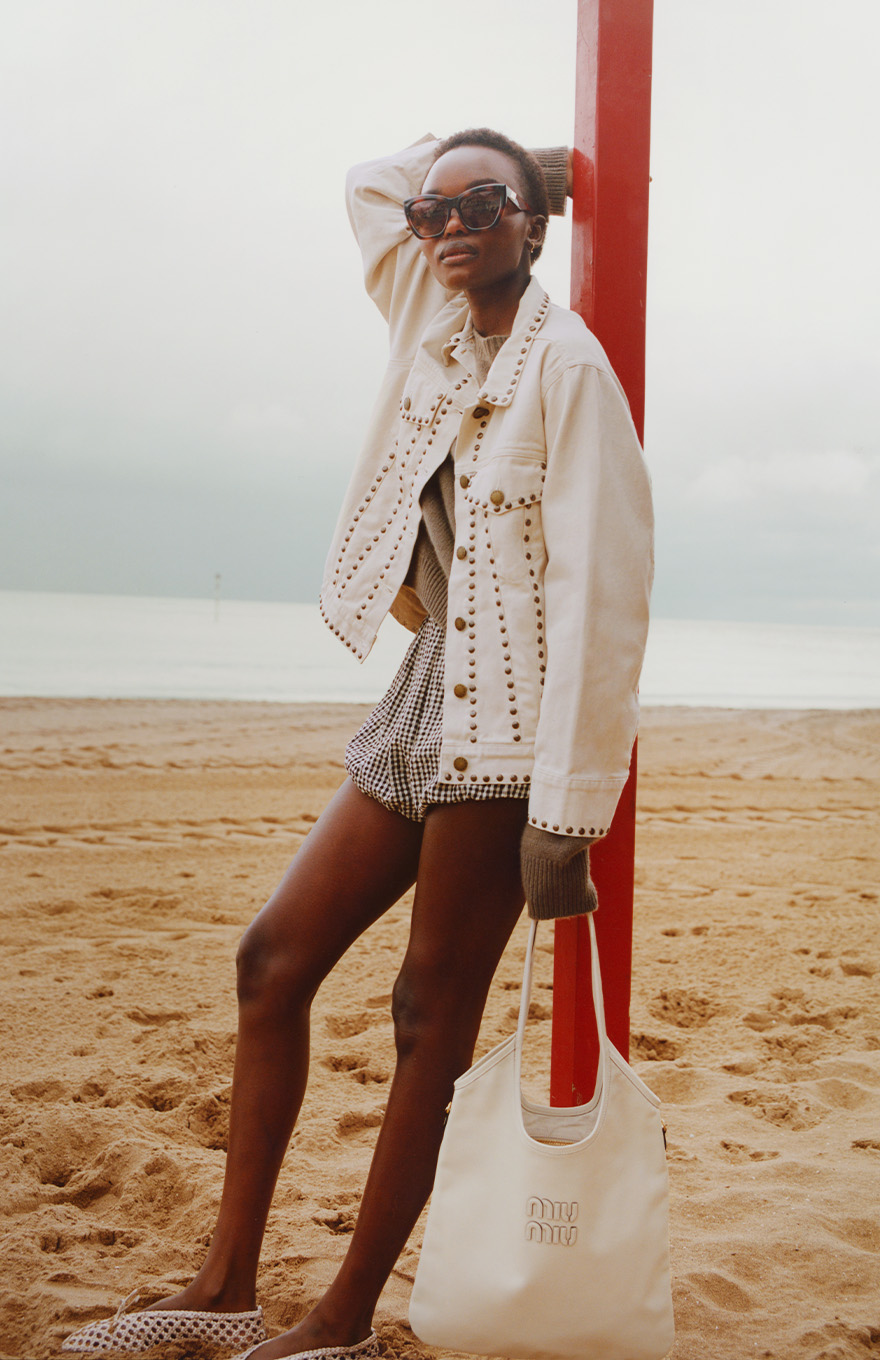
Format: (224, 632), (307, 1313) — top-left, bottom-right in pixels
(63, 130), (653, 1360)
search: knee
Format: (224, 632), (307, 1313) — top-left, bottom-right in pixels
(390, 967), (427, 1057)
(235, 917), (315, 1015)
(391, 959), (476, 1066)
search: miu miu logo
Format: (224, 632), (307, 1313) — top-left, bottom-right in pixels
(524, 1197), (578, 1246)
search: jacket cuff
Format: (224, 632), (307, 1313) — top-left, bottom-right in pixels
(530, 146), (569, 217)
(522, 824), (597, 861)
(527, 765), (624, 841)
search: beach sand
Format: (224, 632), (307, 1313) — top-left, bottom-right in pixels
(1, 698), (878, 1360)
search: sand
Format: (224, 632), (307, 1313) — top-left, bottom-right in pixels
(0, 698), (878, 1360)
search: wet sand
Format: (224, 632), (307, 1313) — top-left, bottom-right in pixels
(1, 699), (878, 1360)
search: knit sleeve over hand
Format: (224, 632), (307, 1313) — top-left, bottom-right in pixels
(531, 146), (569, 218)
(520, 824), (598, 921)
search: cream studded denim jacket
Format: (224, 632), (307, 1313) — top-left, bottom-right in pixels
(319, 138), (654, 840)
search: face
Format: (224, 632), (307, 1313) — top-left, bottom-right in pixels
(416, 145), (545, 294)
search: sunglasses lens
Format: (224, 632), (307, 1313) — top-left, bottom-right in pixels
(406, 198), (448, 238)
(405, 186), (508, 238)
(459, 186), (505, 230)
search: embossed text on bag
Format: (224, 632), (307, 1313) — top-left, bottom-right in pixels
(524, 1197), (578, 1245)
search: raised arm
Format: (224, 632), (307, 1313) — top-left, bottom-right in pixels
(345, 136), (449, 356)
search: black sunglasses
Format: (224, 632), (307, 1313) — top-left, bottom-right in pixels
(403, 183), (531, 239)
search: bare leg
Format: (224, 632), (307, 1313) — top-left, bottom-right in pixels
(157, 779), (423, 1313)
(250, 796), (528, 1357)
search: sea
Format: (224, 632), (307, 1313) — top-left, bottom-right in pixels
(1, 590), (878, 710)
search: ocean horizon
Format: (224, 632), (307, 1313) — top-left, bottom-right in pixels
(1, 589), (878, 711)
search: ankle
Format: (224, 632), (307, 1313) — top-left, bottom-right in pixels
(296, 1298), (374, 1349)
(161, 1267), (257, 1315)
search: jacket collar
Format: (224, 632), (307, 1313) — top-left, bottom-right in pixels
(422, 276), (551, 408)
(473, 277), (551, 407)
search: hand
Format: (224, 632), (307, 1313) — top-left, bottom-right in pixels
(520, 824), (599, 921)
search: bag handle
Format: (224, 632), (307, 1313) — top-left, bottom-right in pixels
(514, 915), (608, 1114)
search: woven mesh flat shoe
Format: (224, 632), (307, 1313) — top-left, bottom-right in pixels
(231, 1329), (378, 1360)
(61, 1288), (266, 1355)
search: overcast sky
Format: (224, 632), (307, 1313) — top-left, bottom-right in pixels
(2, 0), (878, 626)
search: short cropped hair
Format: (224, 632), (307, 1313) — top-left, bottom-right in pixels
(432, 128), (549, 262)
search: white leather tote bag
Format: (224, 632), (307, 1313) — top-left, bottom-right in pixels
(409, 916), (674, 1360)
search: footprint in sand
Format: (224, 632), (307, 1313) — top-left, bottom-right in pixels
(69, 1075), (117, 1106)
(686, 1270), (753, 1314)
(760, 1028), (823, 1063)
(641, 1062), (709, 1104)
(810, 1075), (875, 1112)
(39, 1224), (127, 1254)
(722, 1056), (759, 1075)
(820, 1216), (880, 1252)
(50, 1140), (197, 1222)
(323, 1053), (389, 1084)
(130, 1075), (191, 1111)
(11, 1077), (70, 1102)
(649, 988), (719, 1029)
(181, 1089), (231, 1150)
(798, 1321), (880, 1355)
(32, 1133), (98, 1195)
(631, 1032), (682, 1061)
(727, 1087), (822, 1131)
(313, 1207), (358, 1234)
(324, 1011), (381, 1039)
(790, 1004), (862, 1031)
(743, 992), (865, 1069)
(336, 1108), (384, 1137)
(719, 1139), (780, 1162)
(507, 1000), (551, 1021)
(124, 1006), (190, 1027)
(840, 958), (876, 977)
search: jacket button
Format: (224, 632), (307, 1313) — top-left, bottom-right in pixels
(403, 396), (411, 410)
(454, 617), (466, 630)
(490, 489), (504, 505)
(456, 546), (467, 559)
(453, 683), (467, 698)
(453, 757), (468, 772)
(473, 405), (490, 418)
(459, 474), (470, 488)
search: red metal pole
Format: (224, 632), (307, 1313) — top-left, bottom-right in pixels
(550, 0), (654, 1105)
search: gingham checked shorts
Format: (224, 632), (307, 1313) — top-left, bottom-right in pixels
(345, 617), (529, 823)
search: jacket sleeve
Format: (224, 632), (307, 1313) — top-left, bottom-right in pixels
(345, 136), (450, 356)
(528, 361), (654, 838)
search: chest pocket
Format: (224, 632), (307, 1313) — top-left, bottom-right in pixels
(461, 457), (546, 585)
(399, 368), (448, 430)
